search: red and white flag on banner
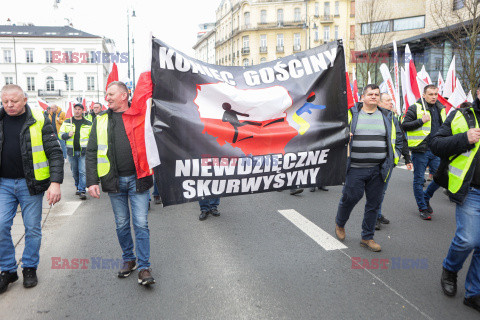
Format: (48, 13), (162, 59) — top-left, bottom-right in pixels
(352, 67), (359, 103)
(380, 63), (400, 114)
(438, 72), (445, 96)
(418, 65), (432, 85)
(37, 98), (49, 111)
(444, 56), (456, 98)
(65, 101), (74, 119)
(122, 37), (160, 178)
(448, 79), (467, 110)
(404, 45), (419, 110)
(400, 67), (409, 113)
(467, 91), (474, 103)
(105, 62), (119, 92)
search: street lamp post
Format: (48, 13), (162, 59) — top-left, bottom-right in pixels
(132, 38), (136, 92)
(127, 9), (136, 82)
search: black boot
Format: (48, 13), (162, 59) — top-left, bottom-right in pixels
(199, 210), (209, 221)
(0, 271), (18, 294)
(441, 267), (457, 297)
(22, 268), (38, 288)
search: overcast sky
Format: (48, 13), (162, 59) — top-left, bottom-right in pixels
(0, 0), (220, 81)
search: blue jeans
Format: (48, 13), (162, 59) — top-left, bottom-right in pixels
(58, 136), (67, 159)
(0, 178), (44, 272)
(443, 187), (480, 298)
(67, 151), (86, 193)
(108, 175), (151, 270)
(411, 151), (441, 210)
(377, 172), (392, 219)
(335, 166), (385, 240)
(199, 198), (220, 212)
(152, 182), (159, 197)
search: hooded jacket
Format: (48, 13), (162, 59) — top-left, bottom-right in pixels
(48, 107), (66, 134)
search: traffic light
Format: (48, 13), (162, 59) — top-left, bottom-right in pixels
(64, 74), (68, 85)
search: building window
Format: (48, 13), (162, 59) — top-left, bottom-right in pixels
(335, 1), (340, 16)
(315, 2), (319, 16)
(244, 12), (250, 28)
(361, 20), (390, 35)
(3, 50), (12, 63)
(243, 58), (249, 66)
(27, 77), (35, 91)
(46, 76), (54, 91)
(324, 2), (330, 16)
(314, 27), (319, 41)
(393, 16), (425, 31)
(350, 0), (355, 17)
(350, 25), (355, 40)
(453, 0), (465, 10)
(66, 76), (74, 91)
(434, 58), (442, 71)
(324, 26), (330, 42)
(243, 35), (249, 49)
(26, 50), (33, 63)
(334, 26), (339, 40)
(294, 8), (301, 22)
(46, 50), (52, 63)
(64, 50), (73, 63)
(277, 9), (284, 25)
(277, 34), (284, 52)
(5, 77), (13, 85)
(260, 10), (267, 24)
(87, 76), (95, 91)
(260, 57), (267, 63)
(294, 33), (301, 51)
(260, 34), (267, 51)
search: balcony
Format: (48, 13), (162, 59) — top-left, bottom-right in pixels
(293, 45), (301, 52)
(38, 89), (61, 97)
(276, 45), (284, 53)
(259, 46), (268, 53)
(319, 15), (334, 23)
(241, 47), (250, 54)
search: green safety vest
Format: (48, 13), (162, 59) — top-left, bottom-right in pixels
(348, 108), (399, 165)
(95, 114), (110, 177)
(59, 119), (92, 152)
(406, 103), (446, 147)
(30, 108), (50, 180)
(85, 114), (92, 122)
(447, 109), (480, 194)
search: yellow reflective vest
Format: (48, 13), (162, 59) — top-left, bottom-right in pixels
(30, 108), (50, 180)
(59, 118), (92, 153)
(95, 113), (110, 177)
(447, 109), (480, 194)
(406, 103), (446, 147)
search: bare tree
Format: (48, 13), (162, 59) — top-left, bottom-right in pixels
(430, 0), (480, 94)
(355, 0), (393, 87)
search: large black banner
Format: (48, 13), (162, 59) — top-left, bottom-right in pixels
(151, 38), (349, 206)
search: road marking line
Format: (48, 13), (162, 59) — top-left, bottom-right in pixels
(339, 249), (433, 320)
(55, 201), (82, 216)
(278, 209), (347, 251)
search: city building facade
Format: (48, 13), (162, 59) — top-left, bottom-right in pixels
(0, 25), (115, 109)
(211, 0), (355, 73)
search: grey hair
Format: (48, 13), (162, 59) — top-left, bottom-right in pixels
(1, 84), (25, 98)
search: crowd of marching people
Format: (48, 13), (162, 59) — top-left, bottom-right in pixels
(1, 80), (480, 313)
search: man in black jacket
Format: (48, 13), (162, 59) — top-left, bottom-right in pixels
(59, 104), (92, 200)
(86, 81), (155, 286)
(0, 84), (63, 294)
(430, 85), (480, 313)
(402, 85), (445, 220)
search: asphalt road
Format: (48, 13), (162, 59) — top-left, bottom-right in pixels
(0, 165), (478, 320)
